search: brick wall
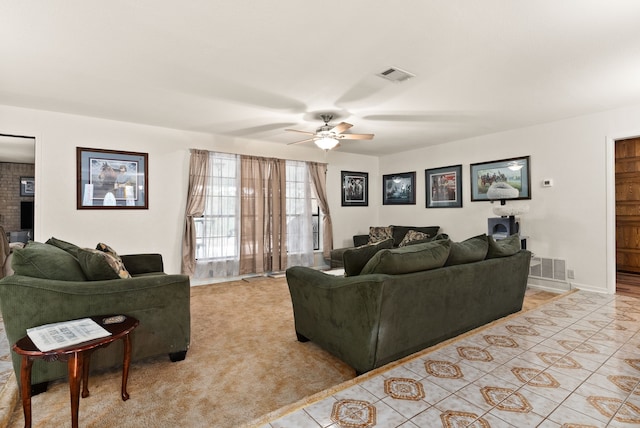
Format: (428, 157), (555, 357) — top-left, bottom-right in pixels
(0, 162), (35, 234)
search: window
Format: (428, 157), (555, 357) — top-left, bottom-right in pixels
(285, 161), (315, 267)
(193, 152), (240, 277)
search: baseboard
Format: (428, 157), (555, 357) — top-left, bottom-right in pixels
(527, 277), (571, 293)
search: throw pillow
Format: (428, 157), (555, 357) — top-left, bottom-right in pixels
(445, 234), (489, 266)
(96, 242), (131, 278)
(11, 241), (87, 281)
(342, 238), (394, 276)
(45, 237), (82, 259)
(368, 226), (393, 244)
(360, 239), (451, 275)
(390, 225), (440, 247)
(77, 248), (130, 280)
(398, 230), (430, 247)
(486, 234), (521, 259)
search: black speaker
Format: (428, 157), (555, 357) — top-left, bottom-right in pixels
(20, 201), (34, 230)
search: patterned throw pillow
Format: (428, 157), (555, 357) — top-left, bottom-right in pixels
(368, 226), (393, 244)
(96, 242), (131, 279)
(398, 230), (431, 247)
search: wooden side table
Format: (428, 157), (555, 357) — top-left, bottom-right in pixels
(13, 315), (139, 428)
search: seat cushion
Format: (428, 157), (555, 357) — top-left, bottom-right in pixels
(445, 234), (489, 266)
(343, 238), (394, 276)
(77, 248), (129, 280)
(11, 242), (87, 281)
(360, 239), (451, 275)
(486, 234), (521, 258)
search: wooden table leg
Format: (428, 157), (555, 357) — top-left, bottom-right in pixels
(121, 333), (132, 401)
(81, 350), (94, 398)
(67, 352), (83, 428)
(19, 356), (33, 428)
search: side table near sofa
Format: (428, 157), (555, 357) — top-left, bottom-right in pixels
(13, 315), (139, 428)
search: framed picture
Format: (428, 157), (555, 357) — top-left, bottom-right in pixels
(20, 177), (35, 197)
(383, 171), (416, 205)
(470, 156), (531, 202)
(425, 165), (462, 208)
(76, 147), (148, 209)
(341, 171), (368, 207)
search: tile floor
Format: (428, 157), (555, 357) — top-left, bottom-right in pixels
(262, 290), (640, 427)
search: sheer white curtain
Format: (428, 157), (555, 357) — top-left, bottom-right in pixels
(286, 160), (315, 267)
(193, 152), (241, 279)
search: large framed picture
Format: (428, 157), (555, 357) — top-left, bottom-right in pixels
(425, 165), (462, 208)
(76, 147), (148, 209)
(341, 171), (368, 207)
(20, 176), (35, 197)
(383, 171), (416, 205)
(470, 156), (531, 202)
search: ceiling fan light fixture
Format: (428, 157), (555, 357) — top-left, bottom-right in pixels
(315, 137), (339, 151)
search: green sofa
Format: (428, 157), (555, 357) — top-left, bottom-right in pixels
(0, 239), (191, 389)
(287, 234), (531, 374)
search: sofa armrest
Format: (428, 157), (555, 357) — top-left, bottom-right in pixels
(353, 234), (369, 247)
(121, 253), (164, 275)
(286, 266), (386, 373)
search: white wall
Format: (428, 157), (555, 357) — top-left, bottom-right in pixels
(378, 103), (640, 294)
(0, 104), (378, 273)
(4, 101), (640, 292)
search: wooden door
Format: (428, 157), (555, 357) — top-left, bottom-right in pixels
(616, 137), (640, 273)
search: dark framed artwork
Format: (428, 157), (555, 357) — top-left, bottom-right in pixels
(341, 171), (368, 207)
(382, 171), (416, 205)
(76, 147), (148, 209)
(425, 165), (462, 208)
(470, 155), (531, 202)
(20, 177), (34, 197)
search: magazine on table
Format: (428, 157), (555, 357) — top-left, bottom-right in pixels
(27, 318), (112, 352)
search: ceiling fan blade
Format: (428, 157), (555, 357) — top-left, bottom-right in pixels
(287, 137), (317, 145)
(330, 122), (353, 134)
(285, 128), (315, 135)
(338, 133), (374, 140)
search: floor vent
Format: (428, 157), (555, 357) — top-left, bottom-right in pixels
(377, 67), (415, 83)
(530, 257), (566, 281)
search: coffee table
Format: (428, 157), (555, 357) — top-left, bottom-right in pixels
(13, 315), (139, 428)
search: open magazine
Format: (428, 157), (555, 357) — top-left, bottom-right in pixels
(27, 318), (112, 352)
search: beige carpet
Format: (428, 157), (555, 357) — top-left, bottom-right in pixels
(4, 279), (561, 427)
(6, 277), (355, 427)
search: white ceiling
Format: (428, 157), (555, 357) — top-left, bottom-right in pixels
(2, 1), (640, 156)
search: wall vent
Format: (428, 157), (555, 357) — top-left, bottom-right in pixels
(377, 67), (415, 83)
(529, 257), (567, 281)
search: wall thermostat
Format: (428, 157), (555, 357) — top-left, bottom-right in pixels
(542, 179), (553, 187)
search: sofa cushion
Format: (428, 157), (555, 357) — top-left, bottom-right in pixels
(96, 242), (131, 278)
(77, 248), (129, 280)
(445, 234), (489, 266)
(360, 239), (451, 275)
(368, 226), (393, 244)
(11, 241), (87, 281)
(486, 234), (521, 259)
(398, 230), (430, 247)
(45, 236), (82, 258)
(343, 238), (394, 277)
(390, 225), (440, 247)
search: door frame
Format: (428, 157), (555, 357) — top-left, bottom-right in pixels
(607, 131), (640, 294)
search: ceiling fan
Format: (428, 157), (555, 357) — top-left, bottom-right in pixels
(285, 114), (374, 151)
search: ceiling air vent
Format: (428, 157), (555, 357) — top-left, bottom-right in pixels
(377, 67), (415, 83)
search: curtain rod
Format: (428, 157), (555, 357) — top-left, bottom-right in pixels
(189, 148), (328, 166)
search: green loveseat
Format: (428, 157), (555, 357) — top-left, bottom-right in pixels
(0, 239), (191, 389)
(287, 234), (531, 374)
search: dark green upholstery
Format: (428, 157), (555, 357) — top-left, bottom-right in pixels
(360, 239), (451, 275)
(445, 234), (489, 266)
(343, 238), (394, 276)
(287, 249), (531, 374)
(487, 234), (521, 258)
(0, 246), (190, 387)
